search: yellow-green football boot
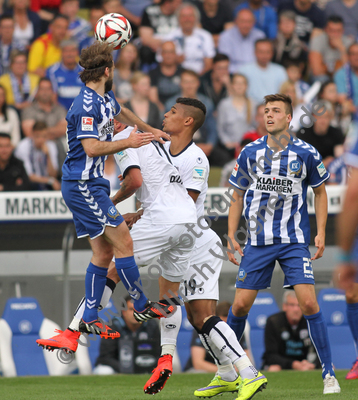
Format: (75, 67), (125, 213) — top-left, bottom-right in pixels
(194, 375), (242, 398)
(235, 372), (267, 400)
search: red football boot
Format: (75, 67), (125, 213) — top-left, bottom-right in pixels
(144, 354), (173, 395)
(36, 328), (80, 353)
(78, 319), (120, 339)
(346, 358), (358, 380)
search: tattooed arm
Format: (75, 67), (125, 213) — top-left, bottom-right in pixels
(111, 168), (143, 205)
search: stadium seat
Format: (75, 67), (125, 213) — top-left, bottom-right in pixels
(317, 288), (356, 369)
(0, 297), (68, 376)
(247, 292), (280, 369)
(176, 306), (194, 371)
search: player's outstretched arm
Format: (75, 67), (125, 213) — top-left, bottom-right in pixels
(111, 168), (143, 206)
(116, 105), (170, 144)
(81, 127), (154, 158)
(312, 183), (328, 260)
(227, 187), (245, 265)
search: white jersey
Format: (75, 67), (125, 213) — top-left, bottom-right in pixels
(113, 127), (197, 225)
(163, 140), (217, 247)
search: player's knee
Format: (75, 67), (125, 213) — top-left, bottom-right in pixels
(300, 298), (319, 315)
(232, 300), (250, 316)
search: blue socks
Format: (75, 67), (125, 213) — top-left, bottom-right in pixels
(115, 256), (147, 311)
(305, 311), (335, 378)
(347, 302), (358, 348)
(227, 306), (247, 341)
(83, 263), (108, 323)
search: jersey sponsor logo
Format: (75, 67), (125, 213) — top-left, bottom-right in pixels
(288, 160), (302, 176)
(82, 117), (94, 131)
(256, 176), (293, 193)
(170, 175), (183, 184)
(107, 205), (120, 219)
(237, 268), (247, 282)
(317, 161), (326, 177)
(100, 119), (114, 138)
(116, 150), (129, 163)
(193, 167), (206, 182)
(232, 162), (239, 177)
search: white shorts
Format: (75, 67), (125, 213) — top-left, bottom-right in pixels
(180, 232), (223, 301)
(130, 219), (196, 282)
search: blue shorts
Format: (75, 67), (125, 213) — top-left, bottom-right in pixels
(62, 178), (124, 239)
(236, 243), (315, 290)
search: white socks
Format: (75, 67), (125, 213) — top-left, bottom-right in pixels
(160, 306), (182, 357)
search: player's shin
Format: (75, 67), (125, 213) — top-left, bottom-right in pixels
(83, 263), (108, 322)
(160, 301), (182, 357)
(227, 306), (247, 341)
(305, 311), (335, 378)
(115, 256), (147, 311)
(202, 316), (257, 379)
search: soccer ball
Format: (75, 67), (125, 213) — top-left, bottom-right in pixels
(94, 13), (132, 50)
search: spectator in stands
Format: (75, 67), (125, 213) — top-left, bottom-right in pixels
(163, 3), (215, 75)
(28, 14), (69, 77)
(318, 80), (352, 134)
(297, 100), (345, 167)
(218, 9), (265, 73)
(59, 0), (91, 45)
(46, 39), (84, 111)
(0, 133), (30, 191)
(0, 85), (21, 147)
(93, 295), (161, 375)
(326, 155), (348, 185)
(124, 72), (162, 130)
(309, 16), (352, 83)
(15, 121), (60, 190)
(149, 41), (183, 112)
(273, 11), (307, 68)
(234, 0), (277, 39)
(239, 39), (288, 103)
(277, 0), (326, 44)
(242, 104), (267, 141)
(286, 61), (310, 101)
(113, 43), (139, 103)
(0, 15), (25, 76)
(139, 0), (181, 70)
(0, 50), (39, 112)
(30, 0), (62, 34)
(4, 0), (41, 49)
(262, 291), (319, 371)
(185, 301), (249, 372)
(199, 53), (230, 110)
(113, 0), (150, 30)
(195, 0), (234, 48)
(217, 74), (255, 158)
(165, 69), (224, 166)
(325, 0), (358, 39)
(334, 42), (358, 119)
(79, 5), (104, 52)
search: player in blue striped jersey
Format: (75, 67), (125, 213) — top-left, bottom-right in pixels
(335, 125), (358, 380)
(227, 94), (341, 394)
(58, 42), (173, 338)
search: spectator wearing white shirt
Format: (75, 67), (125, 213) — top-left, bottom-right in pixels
(15, 121), (60, 190)
(238, 39), (288, 103)
(164, 3), (215, 75)
(218, 8), (265, 73)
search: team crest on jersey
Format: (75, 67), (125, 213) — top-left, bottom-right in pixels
(237, 268), (247, 282)
(316, 161), (327, 177)
(232, 162), (239, 177)
(197, 157), (203, 164)
(82, 117), (93, 131)
(107, 205), (119, 219)
(288, 160), (302, 176)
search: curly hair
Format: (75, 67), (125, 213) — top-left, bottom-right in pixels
(79, 42), (114, 84)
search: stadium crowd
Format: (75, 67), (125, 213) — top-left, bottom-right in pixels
(0, 0), (356, 191)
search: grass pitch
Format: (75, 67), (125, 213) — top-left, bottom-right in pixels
(0, 370), (356, 400)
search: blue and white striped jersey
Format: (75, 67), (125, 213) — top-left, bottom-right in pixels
(229, 136), (329, 246)
(62, 87), (121, 181)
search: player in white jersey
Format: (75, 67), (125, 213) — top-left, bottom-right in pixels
(37, 41), (175, 351)
(153, 98), (267, 400)
(334, 126), (358, 380)
(227, 94), (340, 395)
